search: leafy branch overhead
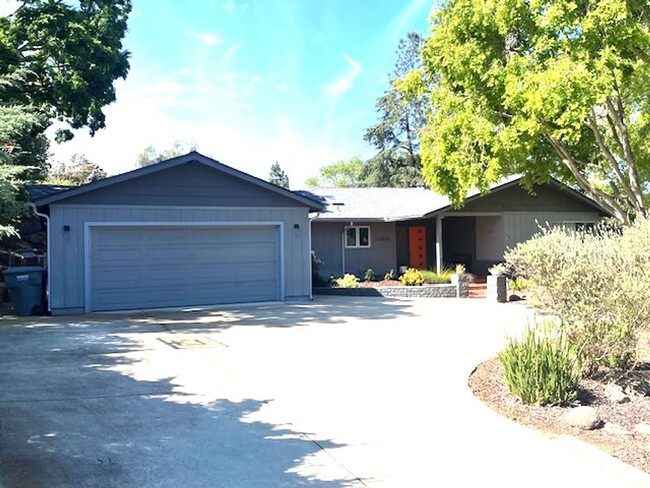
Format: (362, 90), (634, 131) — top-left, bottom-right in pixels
(0, 0), (132, 142)
(401, 0), (650, 222)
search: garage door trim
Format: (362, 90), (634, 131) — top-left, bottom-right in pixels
(83, 221), (285, 312)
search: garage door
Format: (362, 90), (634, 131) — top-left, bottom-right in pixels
(88, 225), (280, 312)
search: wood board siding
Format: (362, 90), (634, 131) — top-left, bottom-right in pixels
(503, 211), (601, 250)
(459, 184), (603, 213)
(311, 222), (397, 279)
(57, 162), (305, 208)
(49, 205), (311, 314)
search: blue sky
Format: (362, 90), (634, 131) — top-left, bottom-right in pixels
(47, 0), (434, 188)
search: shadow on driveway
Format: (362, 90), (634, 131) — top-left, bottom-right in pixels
(0, 299), (377, 487)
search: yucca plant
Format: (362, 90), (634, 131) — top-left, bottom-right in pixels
(498, 326), (582, 406)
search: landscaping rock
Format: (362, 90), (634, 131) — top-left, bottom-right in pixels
(622, 378), (650, 397)
(635, 423), (650, 435)
(604, 383), (631, 404)
(561, 406), (601, 430)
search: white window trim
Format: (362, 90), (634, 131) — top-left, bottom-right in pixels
(345, 226), (371, 249)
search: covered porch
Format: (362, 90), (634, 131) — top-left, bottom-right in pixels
(395, 213), (506, 277)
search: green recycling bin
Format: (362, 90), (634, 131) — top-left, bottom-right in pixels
(3, 266), (46, 316)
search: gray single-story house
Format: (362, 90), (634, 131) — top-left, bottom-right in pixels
(303, 177), (609, 280)
(30, 152), (323, 315)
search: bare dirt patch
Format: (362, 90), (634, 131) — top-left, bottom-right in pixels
(469, 357), (650, 474)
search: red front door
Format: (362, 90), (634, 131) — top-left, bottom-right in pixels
(408, 226), (427, 269)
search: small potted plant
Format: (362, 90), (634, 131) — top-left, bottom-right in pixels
(488, 263), (507, 276)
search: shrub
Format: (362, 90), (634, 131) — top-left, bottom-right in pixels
(334, 273), (359, 288)
(498, 326), (582, 406)
(311, 252), (326, 287)
(509, 276), (529, 292)
(364, 268), (375, 282)
(421, 268), (454, 284)
(384, 269), (395, 281)
(400, 268), (424, 286)
(505, 219), (650, 374)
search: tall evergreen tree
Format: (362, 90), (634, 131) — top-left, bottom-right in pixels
(269, 162), (290, 189)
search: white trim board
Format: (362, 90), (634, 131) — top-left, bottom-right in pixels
(83, 221), (285, 313)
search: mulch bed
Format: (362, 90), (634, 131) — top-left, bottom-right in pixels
(469, 357), (650, 474)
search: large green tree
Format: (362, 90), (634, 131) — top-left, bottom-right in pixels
(46, 153), (107, 185)
(0, 1), (131, 235)
(402, 0), (650, 222)
(306, 157), (365, 188)
(136, 140), (197, 167)
(363, 32), (427, 188)
(0, 0), (132, 142)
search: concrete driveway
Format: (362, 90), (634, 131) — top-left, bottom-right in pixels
(1, 296), (648, 487)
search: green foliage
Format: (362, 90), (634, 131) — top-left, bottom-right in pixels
(498, 326), (582, 406)
(399, 268), (424, 286)
(363, 268), (375, 282)
(363, 32), (426, 188)
(0, 0), (132, 139)
(506, 219), (650, 374)
(136, 141), (197, 167)
(46, 154), (107, 185)
(403, 0), (650, 222)
(268, 161), (290, 189)
(334, 273), (359, 288)
(421, 268), (453, 284)
(509, 277), (529, 292)
(311, 252), (326, 287)
(306, 157), (365, 188)
(384, 269), (395, 281)
(0, 94), (47, 237)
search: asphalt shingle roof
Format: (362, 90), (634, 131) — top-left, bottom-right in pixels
(301, 187), (451, 221)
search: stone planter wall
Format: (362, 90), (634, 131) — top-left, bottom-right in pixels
(450, 273), (470, 298)
(314, 284), (457, 298)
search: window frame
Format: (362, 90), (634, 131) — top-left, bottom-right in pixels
(345, 226), (371, 249)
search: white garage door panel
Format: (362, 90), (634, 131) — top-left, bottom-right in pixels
(90, 225), (280, 311)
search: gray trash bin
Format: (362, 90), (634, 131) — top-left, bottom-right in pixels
(3, 266), (46, 316)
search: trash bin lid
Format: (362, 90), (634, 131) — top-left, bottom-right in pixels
(3, 266), (46, 276)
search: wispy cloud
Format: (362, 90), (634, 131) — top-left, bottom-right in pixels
(323, 54), (362, 97)
(223, 42), (243, 63)
(387, 0), (432, 39)
(191, 31), (223, 47)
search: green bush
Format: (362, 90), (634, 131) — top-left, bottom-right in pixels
(400, 268), (424, 286)
(498, 326), (582, 406)
(311, 252), (326, 287)
(421, 268), (454, 284)
(334, 273), (359, 288)
(384, 269), (395, 281)
(364, 268), (375, 282)
(505, 219), (650, 374)
(508, 276), (529, 292)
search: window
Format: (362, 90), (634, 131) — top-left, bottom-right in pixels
(345, 226), (370, 248)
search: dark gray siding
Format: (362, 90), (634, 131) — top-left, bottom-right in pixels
(311, 222), (397, 279)
(457, 184), (603, 214)
(59, 162), (305, 208)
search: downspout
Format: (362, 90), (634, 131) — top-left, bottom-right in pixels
(31, 204), (51, 314)
(308, 213), (316, 301)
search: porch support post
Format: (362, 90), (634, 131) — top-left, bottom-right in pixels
(435, 214), (443, 274)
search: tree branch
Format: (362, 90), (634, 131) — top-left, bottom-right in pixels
(586, 109), (638, 211)
(606, 91), (645, 214)
(544, 132), (628, 223)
